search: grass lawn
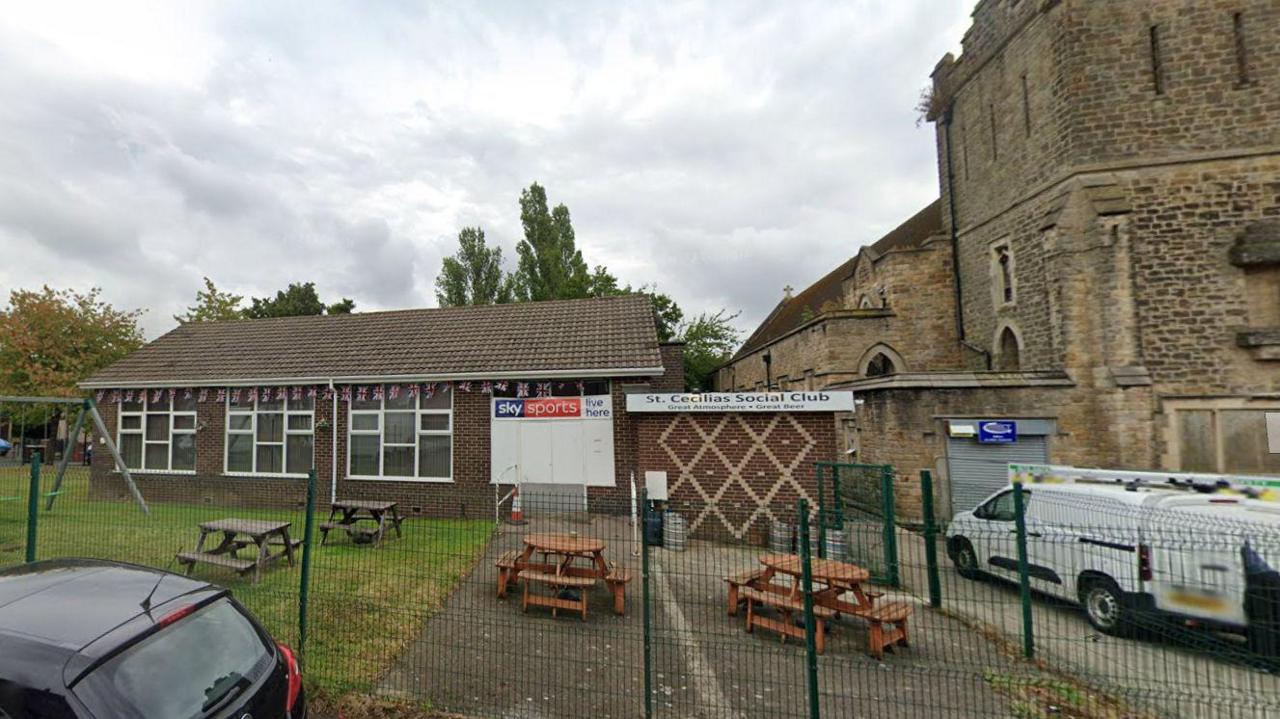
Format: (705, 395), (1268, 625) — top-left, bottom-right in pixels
(0, 465), (493, 698)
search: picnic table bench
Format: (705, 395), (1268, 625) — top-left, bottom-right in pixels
(497, 534), (631, 618)
(320, 499), (404, 547)
(726, 553), (913, 658)
(176, 518), (298, 584)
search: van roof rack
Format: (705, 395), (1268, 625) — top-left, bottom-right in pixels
(1008, 463), (1280, 502)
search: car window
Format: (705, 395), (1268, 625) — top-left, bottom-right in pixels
(74, 598), (273, 719)
(979, 490), (1028, 522)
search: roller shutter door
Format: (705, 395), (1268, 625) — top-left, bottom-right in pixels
(946, 435), (1049, 517)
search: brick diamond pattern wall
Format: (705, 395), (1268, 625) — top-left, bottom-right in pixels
(637, 412), (836, 543)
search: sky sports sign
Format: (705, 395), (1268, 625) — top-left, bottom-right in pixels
(625, 391), (854, 413)
(493, 395), (613, 420)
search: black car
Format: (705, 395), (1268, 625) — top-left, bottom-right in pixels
(0, 558), (305, 719)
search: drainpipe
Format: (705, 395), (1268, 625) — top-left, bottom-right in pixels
(329, 379), (338, 504)
(941, 104), (992, 370)
(763, 351), (773, 391)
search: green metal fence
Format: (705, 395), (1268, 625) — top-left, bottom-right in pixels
(4, 419), (1280, 718)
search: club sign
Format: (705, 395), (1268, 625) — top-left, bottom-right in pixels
(493, 395), (612, 420)
(624, 391), (855, 413)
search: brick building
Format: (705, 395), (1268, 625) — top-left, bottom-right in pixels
(81, 295), (843, 539)
(720, 0), (1280, 519)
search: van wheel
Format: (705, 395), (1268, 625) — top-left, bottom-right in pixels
(1080, 577), (1131, 636)
(952, 538), (980, 580)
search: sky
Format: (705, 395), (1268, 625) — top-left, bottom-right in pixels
(0, 1), (971, 339)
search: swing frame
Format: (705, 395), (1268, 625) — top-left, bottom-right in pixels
(0, 396), (149, 515)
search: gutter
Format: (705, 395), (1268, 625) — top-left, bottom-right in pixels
(941, 105), (992, 370)
(79, 366), (666, 389)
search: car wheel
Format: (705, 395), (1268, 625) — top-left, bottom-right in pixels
(952, 538), (980, 580)
(1081, 577), (1131, 636)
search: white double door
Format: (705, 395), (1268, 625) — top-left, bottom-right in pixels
(493, 418), (615, 487)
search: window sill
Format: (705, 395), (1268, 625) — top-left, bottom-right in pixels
(222, 471), (311, 480)
(113, 469), (197, 476)
(346, 475), (454, 484)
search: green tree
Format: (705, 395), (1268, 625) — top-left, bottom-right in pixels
(435, 227), (514, 306)
(646, 290), (684, 342)
(243, 282), (356, 319)
(0, 286), (143, 397)
(513, 183), (590, 301)
(677, 309), (741, 391)
(174, 277), (244, 323)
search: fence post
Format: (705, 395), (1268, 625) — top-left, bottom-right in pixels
(920, 470), (942, 609)
(815, 465), (827, 558)
(297, 468), (318, 662)
(641, 488), (653, 719)
(831, 465), (843, 529)
(25, 453), (41, 563)
(1013, 481), (1035, 659)
(880, 465), (900, 587)
(797, 499), (821, 719)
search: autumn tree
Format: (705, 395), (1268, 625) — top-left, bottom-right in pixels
(243, 282), (355, 319)
(174, 277), (244, 323)
(0, 286), (143, 398)
(435, 227), (514, 306)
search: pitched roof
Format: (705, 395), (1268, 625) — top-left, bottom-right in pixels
(733, 200), (942, 359)
(82, 295), (663, 387)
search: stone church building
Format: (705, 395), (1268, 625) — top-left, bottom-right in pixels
(718, 0), (1280, 519)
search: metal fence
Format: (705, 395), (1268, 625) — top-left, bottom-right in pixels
(4, 441), (1280, 717)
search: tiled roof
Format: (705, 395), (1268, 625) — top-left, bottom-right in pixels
(82, 295), (663, 386)
(733, 200), (942, 359)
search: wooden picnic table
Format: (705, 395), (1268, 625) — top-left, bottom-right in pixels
(320, 499), (404, 547)
(495, 533), (631, 618)
(757, 553), (875, 615)
(176, 518), (299, 584)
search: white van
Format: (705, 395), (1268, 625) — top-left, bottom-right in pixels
(946, 479), (1280, 645)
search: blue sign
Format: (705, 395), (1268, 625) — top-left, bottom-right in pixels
(494, 399), (526, 418)
(977, 420), (1017, 444)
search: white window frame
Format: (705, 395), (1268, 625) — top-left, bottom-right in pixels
(224, 392), (315, 478)
(117, 393), (196, 474)
(347, 385), (453, 483)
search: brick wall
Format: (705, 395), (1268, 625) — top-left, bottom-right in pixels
(635, 412), (838, 544)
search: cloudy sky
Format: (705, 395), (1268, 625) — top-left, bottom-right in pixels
(0, 1), (971, 339)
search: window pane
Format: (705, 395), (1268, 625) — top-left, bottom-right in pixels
(1178, 410), (1217, 473)
(172, 434), (195, 471)
(229, 395), (252, 412)
(289, 396), (314, 412)
(122, 415), (141, 430)
(385, 389), (414, 410)
(288, 415), (313, 432)
(227, 434), (253, 472)
(1222, 410), (1280, 475)
(418, 435), (450, 478)
(351, 387), (380, 411)
(229, 414), (252, 431)
(350, 435), (379, 475)
(286, 435), (313, 474)
(419, 414), (449, 432)
(383, 446), (414, 476)
(351, 413), (378, 431)
(582, 381), (609, 396)
(258, 396), (283, 412)
(144, 443), (168, 471)
(148, 395), (172, 411)
(145, 415), (169, 441)
(173, 395), (197, 413)
(173, 415), (195, 430)
(256, 444), (283, 474)
(420, 391), (450, 410)
(385, 412), (414, 444)
(257, 413), (283, 443)
(120, 434), (143, 470)
(122, 399), (144, 412)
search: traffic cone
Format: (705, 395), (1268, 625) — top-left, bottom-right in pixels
(509, 485), (527, 525)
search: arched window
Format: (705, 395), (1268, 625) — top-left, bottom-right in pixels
(858, 294), (873, 309)
(996, 326), (1021, 370)
(865, 353), (896, 377)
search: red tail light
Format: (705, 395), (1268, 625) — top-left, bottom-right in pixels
(157, 604), (195, 627)
(278, 642), (302, 713)
(1138, 544), (1152, 582)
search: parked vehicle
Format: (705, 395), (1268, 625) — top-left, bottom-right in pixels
(0, 558), (305, 718)
(946, 475), (1280, 650)
(0, 439), (10, 457)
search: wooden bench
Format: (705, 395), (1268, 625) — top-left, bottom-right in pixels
(724, 568), (766, 615)
(741, 586), (836, 654)
(521, 570), (598, 620)
(851, 601), (913, 659)
(176, 551), (255, 575)
(605, 565), (631, 615)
